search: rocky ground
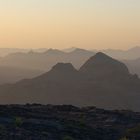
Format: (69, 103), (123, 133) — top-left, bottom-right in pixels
(0, 104), (139, 140)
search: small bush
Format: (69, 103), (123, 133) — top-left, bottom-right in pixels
(14, 117), (23, 127)
(62, 135), (74, 140)
(120, 137), (129, 140)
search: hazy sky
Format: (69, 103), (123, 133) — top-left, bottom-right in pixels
(0, 0), (140, 50)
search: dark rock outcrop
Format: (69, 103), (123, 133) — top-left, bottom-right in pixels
(0, 104), (139, 140)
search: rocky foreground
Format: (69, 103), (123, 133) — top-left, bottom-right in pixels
(0, 104), (139, 140)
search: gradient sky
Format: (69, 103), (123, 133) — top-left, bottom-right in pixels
(0, 0), (140, 50)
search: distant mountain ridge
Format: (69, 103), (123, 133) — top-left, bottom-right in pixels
(0, 48), (95, 71)
(0, 47), (140, 84)
(1, 46), (140, 71)
(123, 57), (140, 77)
(0, 48), (48, 57)
(0, 52), (140, 111)
(101, 46), (140, 60)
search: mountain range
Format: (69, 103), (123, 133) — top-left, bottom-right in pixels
(0, 52), (140, 111)
(99, 46), (140, 60)
(63, 46), (140, 59)
(0, 48), (48, 57)
(0, 47), (140, 84)
(0, 48), (94, 71)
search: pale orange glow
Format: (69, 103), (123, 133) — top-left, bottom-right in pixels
(0, 0), (140, 49)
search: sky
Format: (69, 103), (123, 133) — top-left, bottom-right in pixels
(0, 0), (140, 50)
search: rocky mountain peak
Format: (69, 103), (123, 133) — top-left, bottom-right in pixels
(79, 52), (129, 79)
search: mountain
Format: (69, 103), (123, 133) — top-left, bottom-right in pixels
(91, 47), (140, 76)
(0, 48), (29, 57)
(102, 46), (140, 60)
(0, 46), (140, 86)
(45, 49), (65, 55)
(1, 47), (140, 79)
(0, 48), (95, 71)
(0, 53), (140, 111)
(34, 48), (48, 52)
(123, 57), (140, 77)
(0, 48), (94, 84)
(80, 52), (129, 79)
(62, 47), (77, 52)
(0, 48), (49, 57)
(0, 66), (43, 85)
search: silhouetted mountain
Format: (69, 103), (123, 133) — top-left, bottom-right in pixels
(0, 48), (95, 71)
(71, 47), (140, 77)
(45, 49), (65, 55)
(123, 58), (140, 77)
(102, 46), (140, 60)
(127, 46), (140, 54)
(80, 52), (129, 80)
(69, 48), (92, 55)
(52, 63), (76, 72)
(0, 53), (140, 111)
(62, 47), (77, 52)
(0, 48), (49, 57)
(0, 48), (29, 57)
(0, 66), (42, 85)
(1, 47), (140, 81)
(1, 48), (140, 89)
(36, 63), (79, 82)
(0, 48), (94, 84)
